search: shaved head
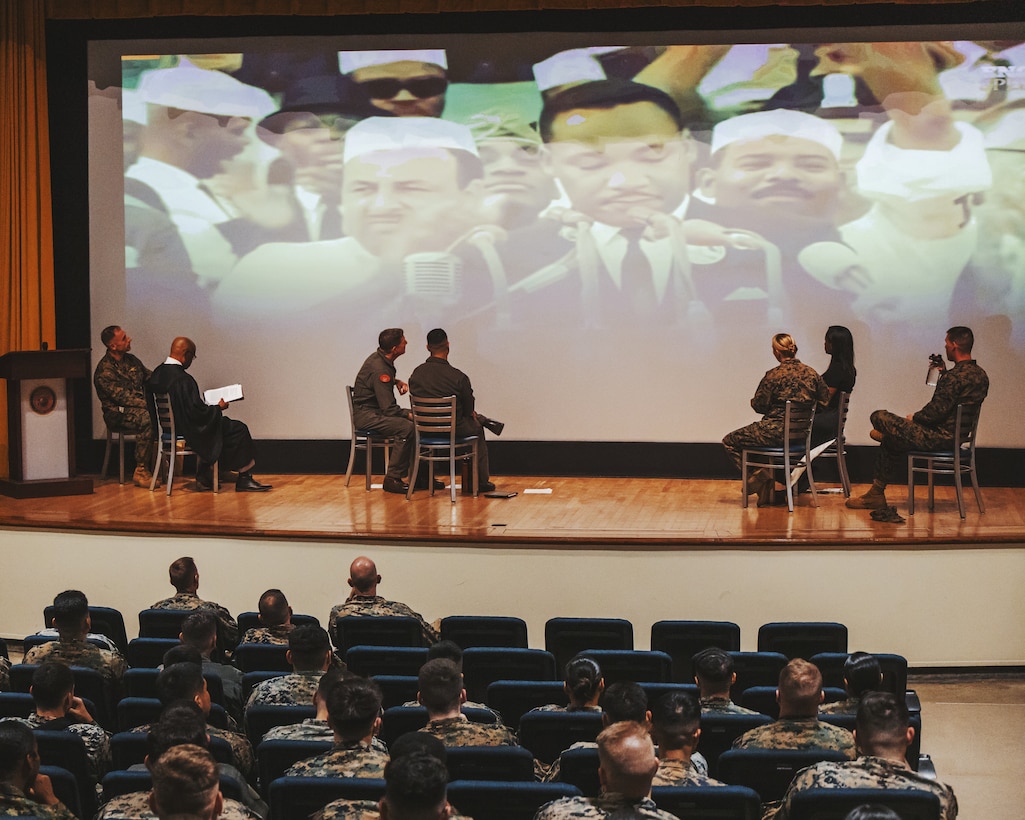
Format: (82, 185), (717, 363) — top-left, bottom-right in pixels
(349, 556), (380, 594)
(597, 721), (659, 799)
(168, 336), (198, 368)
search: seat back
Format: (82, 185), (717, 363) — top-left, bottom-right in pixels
(819, 712), (922, 771)
(257, 740), (334, 796)
(757, 622), (848, 659)
(788, 787), (941, 820)
(234, 643), (291, 673)
(110, 730), (234, 769)
(152, 392), (185, 450)
(34, 729), (97, 817)
(638, 682), (700, 708)
(445, 780), (581, 820)
(372, 675), (420, 709)
(517, 710), (604, 764)
(102, 768), (245, 803)
(696, 712), (773, 777)
(739, 685), (845, 719)
(43, 605), (128, 654)
(137, 609), (191, 640)
(485, 680), (567, 730)
(556, 746), (601, 796)
(267, 777), (386, 820)
(245, 704), (317, 746)
(378, 705), (496, 747)
(237, 612), (320, 632)
(333, 617), (428, 654)
(809, 652), (909, 698)
(0, 692), (34, 719)
(12, 665), (114, 730)
(544, 618), (634, 671)
(783, 401), (816, 450)
(410, 394), (460, 446)
(651, 785), (762, 820)
(717, 748), (850, 803)
(344, 645), (429, 677)
(444, 746), (536, 782)
(650, 620), (741, 683)
(462, 648), (557, 703)
(578, 649), (671, 684)
(954, 402), (982, 454)
(40, 765), (83, 819)
(727, 652), (789, 697)
(126, 637), (180, 669)
(441, 616), (529, 648)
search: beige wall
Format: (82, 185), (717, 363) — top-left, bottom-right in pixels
(2, 527), (1023, 666)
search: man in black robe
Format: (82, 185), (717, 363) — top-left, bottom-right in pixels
(146, 336), (271, 492)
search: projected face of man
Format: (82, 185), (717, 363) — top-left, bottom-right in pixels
(342, 147), (478, 257)
(164, 109), (250, 180)
(478, 140), (557, 228)
(274, 118), (344, 196)
(544, 101), (693, 229)
(701, 135), (842, 219)
(351, 61), (448, 118)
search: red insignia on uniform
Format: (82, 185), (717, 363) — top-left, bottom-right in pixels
(379, 374), (392, 383)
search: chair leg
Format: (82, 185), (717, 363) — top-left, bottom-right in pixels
(118, 431), (126, 485)
(365, 440), (373, 492)
(471, 443), (479, 499)
(783, 455), (795, 513)
(449, 455), (457, 503)
(953, 461), (966, 519)
(101, 429), (113, 480)
(907, 456), (916, 516)
(344, 437), (357, 487)
(741, 454), (749, 509)
(149, 447), (162, 492)
(406, 450), (419, 500)
(165, 445), (176, 496)
(970, 465), (986, 514)
(837, 446), (851, 497)
(212, 461), (219, 495)
(805, 457), (818, 507)
(926, 458), (935, 511)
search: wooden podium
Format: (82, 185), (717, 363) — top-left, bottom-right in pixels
(0, 349), (93, 498)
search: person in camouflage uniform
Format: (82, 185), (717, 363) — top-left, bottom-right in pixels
(181, 610), (244, 724)
(0, 722), (78, 820)
(847, 325), (989, 511)
(649, 691), (725, 788)
(731, 659), (856, 758)
(285, 677), (390, 779)
(416, 659), (517, 748)
(722, 333), (829, 505)
(238, 589), (294, 645)
(23, 591), (126, 689)
(98, 789), (259, 820)
(150, 744), (223, 820)
(535, 722), (678, 820)
(245, 625), (331, 724)
(693, 648), (760, 716)
(529, 656), (604, 715)
(820, 653), (883, 717)
(401, 642), (499, 718)
(93, 324), (155, 487)
(0, 663), (111, 784)
(768, 692), (957, 820)
(151, 556), (240, 652)
(329, 556), (439, 648)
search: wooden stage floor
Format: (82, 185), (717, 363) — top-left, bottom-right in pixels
(2, 474), (1023, 547)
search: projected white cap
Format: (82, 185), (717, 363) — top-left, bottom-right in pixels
(532, 49), (608, 92)
(339, 49), (448, 74)
(136, 59), (276, 119)
(710, 109), (844, 160)
(343, 116), (478, 164)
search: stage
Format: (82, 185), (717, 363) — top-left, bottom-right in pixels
(2, 475), (1024, 668)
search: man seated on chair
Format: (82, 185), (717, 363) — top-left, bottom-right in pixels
(402, 641), (498, 719)
(693, 647), (759, 715)
(416, 659), (518, 748)
(146, 335), (271, 492)
(846, 325), (988, 512)
(407, 328), (498, 494)
(284, 677), (390, 778)
(328, 555), (439, 648)
(0, 721), (78, 820)
(731, 658), (856, 758)
(535, 721), (680, 820)
(238, 589), (294, 646)
(179, 612), (244, 726)
(148, 743), (224, 820)
(151, 556), (240, 654)
(93, 324), (156, 487)
(650, 691), (725, 787)
(244, 625), (333, 712)
(819, 652), (883, 716)
(767, 692), (958, 820)
(23, 590), (126, 690)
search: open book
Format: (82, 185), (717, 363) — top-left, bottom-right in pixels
(204, 384), (244, 405)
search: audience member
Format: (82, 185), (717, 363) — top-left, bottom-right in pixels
(693, 648), (759, 715)
(534, 721), (679, 820)
(820, 653), (884, 716)
(285, 677), (390, 778)
(245, 625), (332, 711)
(531, 655), (604, 713)
(416, 659), (517, 747)
(93, 324), (156, 487)
(329, 556), (439, 648)
(731, 659), (856, 758)
(24, 590), (126, 687)
(378, 752), (451, 820)
(767, 692), (957, 820)
(180, 611), (244, 723)
(148, 743), (224, 820)
(402, 641), (497, 717)
(150, 556), (240, 651)
(649, 691), (725, 787)
(238, 590), (294, 645)
(847, 326), (988, 512)
(0, 721), (77, 819)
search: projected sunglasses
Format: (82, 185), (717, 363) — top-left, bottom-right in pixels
(355, 77), (449, 99)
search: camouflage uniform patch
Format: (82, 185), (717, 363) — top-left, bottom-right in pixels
(22, 639), (126, 684)
(260, 719), (389, 753)
(402, 699), (498, 722)
(149, 592), (239, 650)
(239, 625), (294, 646)
(328, 596), (439, 647)
(534, 792), (680, 820)
(528, 705), (601, 714)
(0, 657), (9, 691)
(731, 717), (856, 758)
(94, 350), (155, 468)
(283, 740), (389, 779)
(700, 697), (760, 715)
(767, 755), (958, 820)
(418, 715), (517, 748)
(21, 713), (111, 782)
(208, 725), (255, 780)
(722, 358), (829, 471)
(651, 758), (725, 788)
(819, 697), (860, 716)
(96, 790), (260, 820)
(246, 670), (323, 709)
(312, 798), (382, 820)
(0, 783), (78, 819)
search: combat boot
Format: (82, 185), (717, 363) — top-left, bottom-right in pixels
(845, 481), (888, 510)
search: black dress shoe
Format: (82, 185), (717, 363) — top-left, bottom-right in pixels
(236, 473), (272, 492)
(478, 480), (496, 493)
(383, 476), (410, 494)
(195, 470), (216, 491)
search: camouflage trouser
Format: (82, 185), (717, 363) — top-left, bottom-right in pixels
(870, 409), (952, 486)
(104, 407), (155, 468)
(722, 419), (784, 471)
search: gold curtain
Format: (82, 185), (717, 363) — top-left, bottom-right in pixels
(1, 0), (56, 477)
